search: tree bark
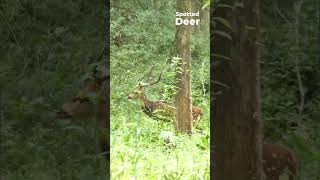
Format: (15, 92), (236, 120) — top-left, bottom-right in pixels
(175, 0), (193, 134)
(212, 0), (263, 179)
(153, 0), (160, 9)
(200, 8), (210, 31)
(191, 0), (210, 32)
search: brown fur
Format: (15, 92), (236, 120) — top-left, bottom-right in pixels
(263, 143), (297, 180)
(191, 106), (203, 121)
(128, 90), (170, 117)
(72, 78), (107, 102)
(56, 78), (108, 158)
(128, 84), (203, 121)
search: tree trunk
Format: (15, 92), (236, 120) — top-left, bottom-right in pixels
(153, 0), (160, 9)
(191, 0), (201, 32)
(191, 0), (209, 32)
(200, 8), (209, 31)
(175, 0), (193, 134)
(212, 0), (262, 179)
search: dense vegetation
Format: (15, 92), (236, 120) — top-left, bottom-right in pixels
(1, 0), (107, 179)
(110, 1), (210, 179)
(0, 0), (319, 179)
(260, 0), (320, 179)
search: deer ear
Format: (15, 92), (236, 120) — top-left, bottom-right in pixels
(135, 82), (141, 88)
(139, 82), (148, 86)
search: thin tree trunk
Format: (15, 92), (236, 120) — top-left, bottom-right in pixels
(200, 8), (210, 31)
(175, 0), (193, 134)
(153, 0), (160, 9)
(293, 0), (305, 120)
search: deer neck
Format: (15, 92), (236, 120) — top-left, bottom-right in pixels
(140, 93), (152, 105)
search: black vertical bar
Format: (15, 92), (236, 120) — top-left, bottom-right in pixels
(105, 0), (110, 179)
(209, 1), (214, 180)
(318, 0), (320, 64)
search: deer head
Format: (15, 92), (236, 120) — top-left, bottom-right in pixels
(128, 64), (164, 101)
(128, 82), (144, 100)
(56, 76), (108, 126)
(58, 100), (107, 122)
(56, 77), (109, 160)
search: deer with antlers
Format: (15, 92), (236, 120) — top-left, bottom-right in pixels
(56, 68), (109, 161)
(128, 66), (203, 122)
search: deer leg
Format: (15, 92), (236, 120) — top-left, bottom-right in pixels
(288, 157), (297, 180)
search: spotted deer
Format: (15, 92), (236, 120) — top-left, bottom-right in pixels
(57, 76), (107, 120)
(128, 69), (203, 121)
(56, 75), (109, 159)
(263, 142), (298, 180)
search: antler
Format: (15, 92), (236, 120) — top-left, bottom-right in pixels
(137, 62), (157, 83)
(139, 59), (169, 88)
(140, 68), (164, 87)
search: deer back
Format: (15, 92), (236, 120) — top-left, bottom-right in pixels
(263, 143), (297, 180)
(192, 105), (204, 121)
(58, 78), (107, 123)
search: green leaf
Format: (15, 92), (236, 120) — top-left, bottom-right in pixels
(245, 25), (257, 31)
(212, 17), (232, 30)
(212, 53), (231, 61)
(217, 4), (233, 9)
(213, 30), (232, 40)
(202, 0), (210, 9)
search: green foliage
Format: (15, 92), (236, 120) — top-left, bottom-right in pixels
(0, 0), (107, 179)
(261, 0), (320, 178)
(111, 1), (210, 179)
